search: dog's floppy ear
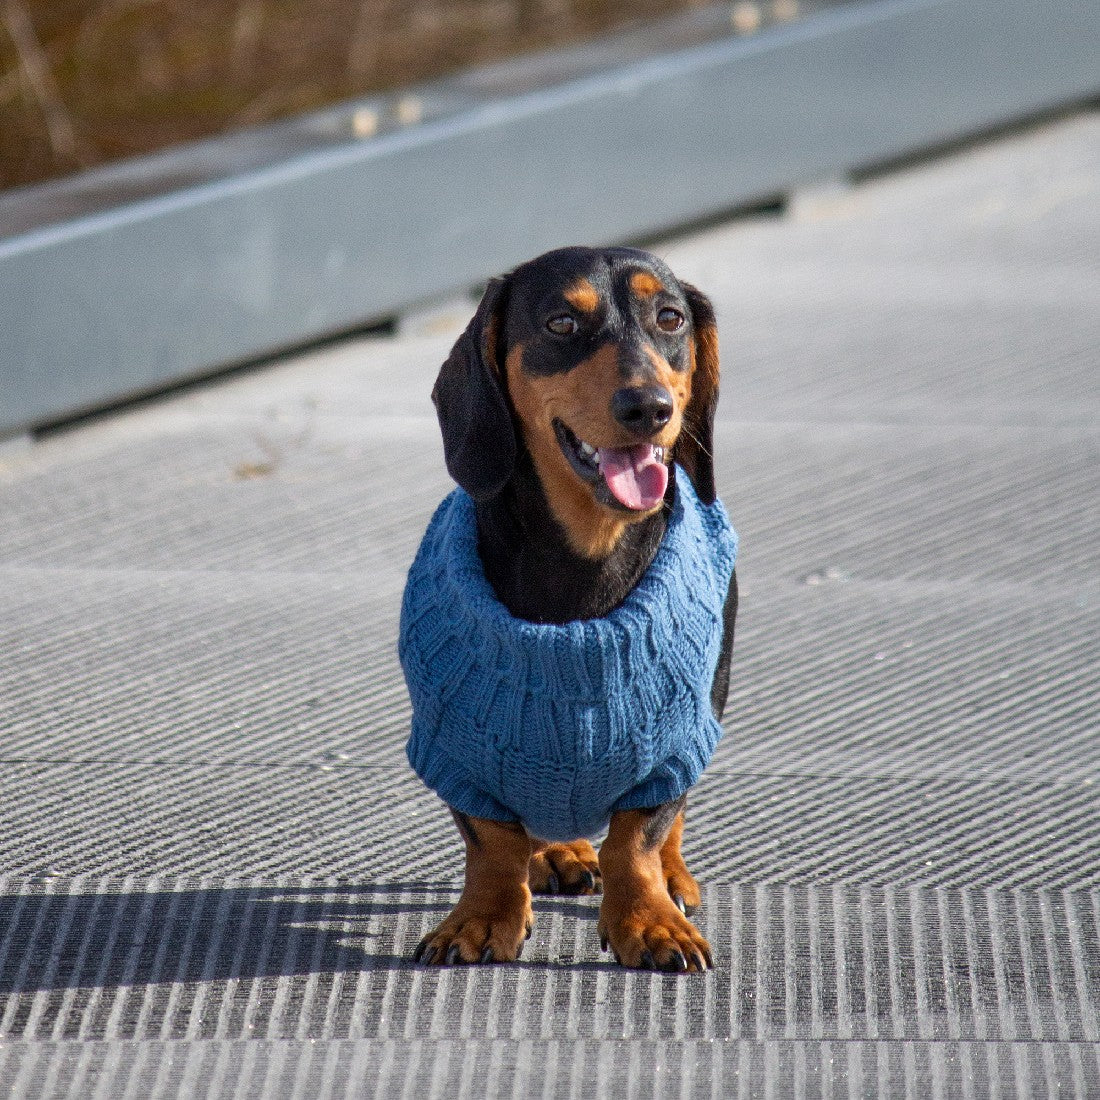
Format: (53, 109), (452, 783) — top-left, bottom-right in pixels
(431, 276), (516, 501)
(675, 281), (720, 504)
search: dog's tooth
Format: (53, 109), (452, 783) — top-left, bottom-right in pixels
(579, 441), (596, 457)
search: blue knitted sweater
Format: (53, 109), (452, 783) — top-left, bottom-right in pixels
(399, 470), (738, 841)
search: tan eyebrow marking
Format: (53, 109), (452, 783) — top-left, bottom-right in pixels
(564, 278), (600, 313)
(629, 271), (664, 298)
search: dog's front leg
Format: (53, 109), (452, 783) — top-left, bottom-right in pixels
(414, 810), (534, 965)
(597, 801), (712, 972)
(658, 807), (702, 915)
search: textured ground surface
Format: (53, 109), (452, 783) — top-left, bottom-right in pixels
(0, 110), (1097, 1097)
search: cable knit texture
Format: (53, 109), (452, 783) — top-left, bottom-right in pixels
(399, 469), (738, 841)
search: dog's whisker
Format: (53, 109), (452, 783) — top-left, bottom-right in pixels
(679, 424), (713, 460)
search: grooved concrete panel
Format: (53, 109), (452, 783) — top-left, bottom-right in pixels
(1, 879), (1097, 1042)
(3, 1040), (1098, 1099)
(1, 111), (1098, 1095)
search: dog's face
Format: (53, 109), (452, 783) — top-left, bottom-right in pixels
(433, 246), (720, 558)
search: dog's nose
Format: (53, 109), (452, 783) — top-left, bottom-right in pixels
(611, 385), (674, 436)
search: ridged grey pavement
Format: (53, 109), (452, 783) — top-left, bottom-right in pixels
(1, 111), (1098, 1095)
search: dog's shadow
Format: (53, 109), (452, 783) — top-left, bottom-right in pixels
(0, 882), (604, 995)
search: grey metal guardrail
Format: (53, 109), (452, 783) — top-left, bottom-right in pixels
(1, 0), (1098, 437)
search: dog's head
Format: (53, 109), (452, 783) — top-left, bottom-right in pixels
(432, 246), (720, 557)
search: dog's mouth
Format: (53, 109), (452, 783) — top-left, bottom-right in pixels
(553, 420), (669, 512)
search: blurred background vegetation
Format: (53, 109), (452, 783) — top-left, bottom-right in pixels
(0, 0), (715, 191)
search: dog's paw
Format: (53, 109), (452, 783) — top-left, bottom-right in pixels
(597, 893), (712, 973)
(529, 840), (601, 895)
(414, 896), (534, 965)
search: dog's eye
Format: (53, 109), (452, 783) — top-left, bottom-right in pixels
(656, 307), (685, 333)
(546, 314), (578, 336)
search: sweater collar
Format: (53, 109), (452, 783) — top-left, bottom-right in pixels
(438, 466), (728, 641)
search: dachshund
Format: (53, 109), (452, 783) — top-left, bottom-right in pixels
(400, 245), (737, 972)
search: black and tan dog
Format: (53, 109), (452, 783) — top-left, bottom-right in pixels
(404, 245), (736, 972)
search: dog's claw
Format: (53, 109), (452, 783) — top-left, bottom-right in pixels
(664, 950), (688, 973)
(480, 946), (494, 964)
(673, 894), (687, 914)
(640, 950), (657, 970)
(581, 871), (596, 891)
(599, 933), (609, 951)
(418, 944), (438, 966)
(546, 872), (560, 895)
(445, 944), (462, 966)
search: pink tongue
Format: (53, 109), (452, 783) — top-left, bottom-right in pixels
(598, 444), (669, 510)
